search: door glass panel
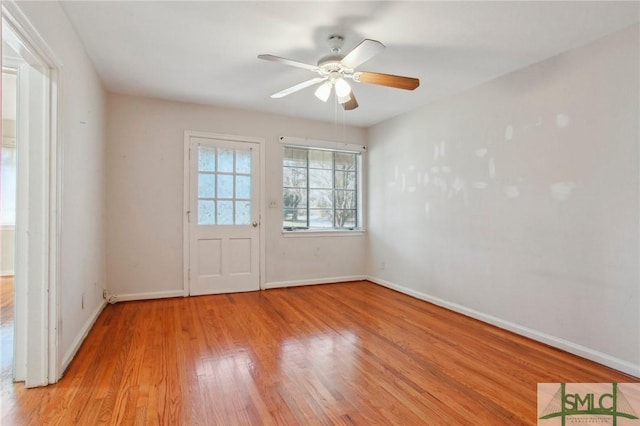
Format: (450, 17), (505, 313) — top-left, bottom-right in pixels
(236, 150), (251, 174)
(218, 149), (234, 173)
(199, 146), (216, 172)
(198, 200), (216, 225)
(235, 175), (251, 199)
(196, 144), (254, 225)
(235, 201), (251, 224)
(198, 173), (215, 198)
(217, 200), (233, 224)
(217, 175), (234, 199)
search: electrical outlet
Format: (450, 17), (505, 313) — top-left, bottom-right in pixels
(102, 289), (107, 299)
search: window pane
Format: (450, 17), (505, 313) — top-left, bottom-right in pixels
(309, 209), (333, 228)
(309, 189), (332, 208)
(335, 152), (356, 170)
(198, 200), (215, 225)
(335, 190), (356, 210)
(235, 201), (251, 224)
(309, 150), (332, 169)
(283, 188), (307, 208)
(335, 210), (356, 228)
(236, 150), (251, 174)
(198, 146), (216, 172)
(284, 147), (307, 167)
(335, 171), (356, 189)
(284, 209), (307, 228)
(217, 174), (233, 198)
(235, 175), (251, 199)
(218, 149), (234, 172)
(217, 200), (233, 224)
(309, 169), (332, 189)
(283, 167), (307, 188)
(198, 173), (215, 198)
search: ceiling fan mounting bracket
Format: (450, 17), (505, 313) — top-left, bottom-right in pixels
(328, 35), (344, 53)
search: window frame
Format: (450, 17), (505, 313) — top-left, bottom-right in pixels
(281, 136), (365, 235)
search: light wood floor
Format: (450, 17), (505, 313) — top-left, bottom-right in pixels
(1, 281), (636, 425)
(0, 276), (14, 386)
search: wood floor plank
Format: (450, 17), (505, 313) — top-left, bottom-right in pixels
(1, 281), (637, 425)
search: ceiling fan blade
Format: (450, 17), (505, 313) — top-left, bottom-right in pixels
(340, 39), (385, 69)
(353, 71), (420, 91)
(271, 77), (327, 98)
(342, 93), (359, 111)
(258, 54), (319, 71)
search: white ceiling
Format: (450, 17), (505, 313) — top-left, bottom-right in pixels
(60, 1), (639, 127)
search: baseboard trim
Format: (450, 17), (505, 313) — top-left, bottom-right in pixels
(111, 290), (185, 302)
(367, 275), (640, 378)
(61, 299), (106, 376)
(0, 270), (14, 276)
(265, 275), (366, 290)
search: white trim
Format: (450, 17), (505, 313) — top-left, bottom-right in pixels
(60, 300), (106, 376)
(111, 290), (186, 303)
(282, 230), (365, 238)
(183, 130), (266, 295)
(367, 275), (640, 378)
(2, 0), (63, 386)
(280, 136), (366, 153)
(265, 275), (366, 289)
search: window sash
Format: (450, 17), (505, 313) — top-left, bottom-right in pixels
(283, 145), (360, 231)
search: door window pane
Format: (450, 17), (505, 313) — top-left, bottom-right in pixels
(199, 146), (216, 172)
(218, 149), (234, 172)
(198, 200), (215, 225)
(217, 200), (233, 224)
(235, 201), (251, 224)
(198, 173), (215, 198)
(235, 175), (251, 199)
(217, 175), (234, 199)
(236, 150), (252, 174)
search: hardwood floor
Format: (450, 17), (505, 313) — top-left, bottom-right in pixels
(0, 276), (14, 386)
(1, 281), (636, 425)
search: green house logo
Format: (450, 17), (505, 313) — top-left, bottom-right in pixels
(538, 383), (639, 425)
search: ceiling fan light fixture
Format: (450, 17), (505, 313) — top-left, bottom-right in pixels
(334, 77), (351, 97)
(314, 81), (332, 102)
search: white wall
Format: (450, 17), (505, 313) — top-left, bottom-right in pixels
(16, 1), (108, 370)
(367, 25), (639, 376)
(106, 94), (366, 298)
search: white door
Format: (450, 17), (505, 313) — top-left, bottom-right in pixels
(188, 136), (260, 295)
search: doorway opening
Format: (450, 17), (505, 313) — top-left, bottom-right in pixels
(1, 3), (61, 388)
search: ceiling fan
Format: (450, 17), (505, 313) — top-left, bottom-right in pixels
(258, 36), (420, 111)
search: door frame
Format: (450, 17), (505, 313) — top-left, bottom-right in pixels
(2, 1), (62, 385)
(183, 131), (266, 295)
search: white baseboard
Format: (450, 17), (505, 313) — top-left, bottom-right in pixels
(265, 275), (366, 290)
(367, 275), (640, 378)
(111, 289), (185, 302)
(61, 299), (106, 376)
(0, 270), (14, 276)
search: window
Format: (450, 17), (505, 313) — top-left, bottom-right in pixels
(283, 144), (362, 231)
(196, 144), (253, 225)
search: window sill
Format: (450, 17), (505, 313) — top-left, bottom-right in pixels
(282, 229), (365, 238)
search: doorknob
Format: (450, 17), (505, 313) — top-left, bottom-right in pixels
(252, 221), (258, 227)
